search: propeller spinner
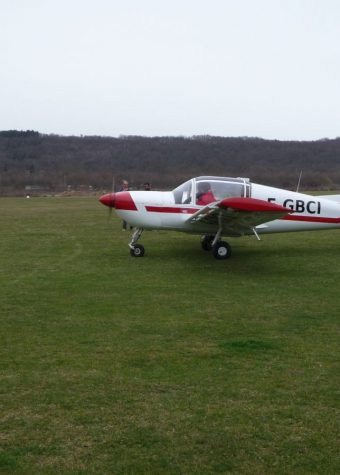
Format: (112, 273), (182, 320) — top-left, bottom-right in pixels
(100, 193), (116, 208)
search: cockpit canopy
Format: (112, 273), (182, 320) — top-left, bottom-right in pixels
(172, 176), (250, 205)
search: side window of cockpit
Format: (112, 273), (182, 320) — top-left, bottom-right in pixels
(173, 181), (192, 204)
(211, 182), (244, 200)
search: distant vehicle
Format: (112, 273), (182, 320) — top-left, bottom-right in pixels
(100, 176), (340, 259)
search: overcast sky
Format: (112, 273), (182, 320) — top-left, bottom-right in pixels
(1, 0), (340, 140)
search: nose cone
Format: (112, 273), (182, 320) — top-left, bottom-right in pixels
(99, 193), (116, 208)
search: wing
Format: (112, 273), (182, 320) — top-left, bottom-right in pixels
(187, 197), (294, 236)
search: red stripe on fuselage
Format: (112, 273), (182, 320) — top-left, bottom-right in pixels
(281, 215), (340, 223)
(145, 206), (199, 214)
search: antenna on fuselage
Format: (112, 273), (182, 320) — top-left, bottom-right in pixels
(296, 170), (303, 192)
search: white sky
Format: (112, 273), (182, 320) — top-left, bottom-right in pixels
(1, 0), (340, 140)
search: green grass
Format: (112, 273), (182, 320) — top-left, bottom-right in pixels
(1, 196), (340, 474)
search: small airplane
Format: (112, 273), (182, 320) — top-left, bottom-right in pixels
(99, 176), (340, 259)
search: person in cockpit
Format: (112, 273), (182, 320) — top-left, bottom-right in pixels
(196, 182), (216, 205)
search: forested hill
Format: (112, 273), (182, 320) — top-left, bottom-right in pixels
(0, 130), (340, 195)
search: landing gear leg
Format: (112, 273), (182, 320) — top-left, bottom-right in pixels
(211, 212), (232, 260)
(129, 228), (145, 257)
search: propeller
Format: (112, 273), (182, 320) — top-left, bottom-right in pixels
(108, 174), (115, 219)
(99, 191), (116, 229)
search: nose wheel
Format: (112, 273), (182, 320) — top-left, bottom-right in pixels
(130, 244), (145, 257)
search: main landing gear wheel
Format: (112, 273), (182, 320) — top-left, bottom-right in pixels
(201, 235), (214, 251)
(212, 241), (232, 260)
(130, 244), (145, 257)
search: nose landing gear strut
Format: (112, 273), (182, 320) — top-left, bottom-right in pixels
(129, 228), (145, 257)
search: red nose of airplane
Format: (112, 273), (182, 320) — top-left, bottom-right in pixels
(99, 193), (116, 208)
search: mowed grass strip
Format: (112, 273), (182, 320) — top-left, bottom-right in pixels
(0, 196), (340, 474)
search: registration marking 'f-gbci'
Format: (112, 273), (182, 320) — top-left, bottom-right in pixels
(268, 198), (321, 214)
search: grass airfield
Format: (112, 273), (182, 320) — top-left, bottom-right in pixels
(1, 196), (340, 474)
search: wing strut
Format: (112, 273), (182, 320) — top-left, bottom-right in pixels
(252, 227), (261, 241)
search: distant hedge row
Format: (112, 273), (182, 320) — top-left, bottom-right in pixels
(0, 131), (340, 194)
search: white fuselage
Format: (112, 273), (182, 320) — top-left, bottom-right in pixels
(114, 184), (340, 236)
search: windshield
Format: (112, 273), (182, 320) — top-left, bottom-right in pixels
(172, 180), (193, 204)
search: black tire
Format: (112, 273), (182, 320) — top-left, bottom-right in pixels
(212, 241), (232, 260)
(201, 235), (214, 251)
(130, 244), (145, 257)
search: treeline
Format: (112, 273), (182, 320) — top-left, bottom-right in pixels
(0, 130), (340, 195)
